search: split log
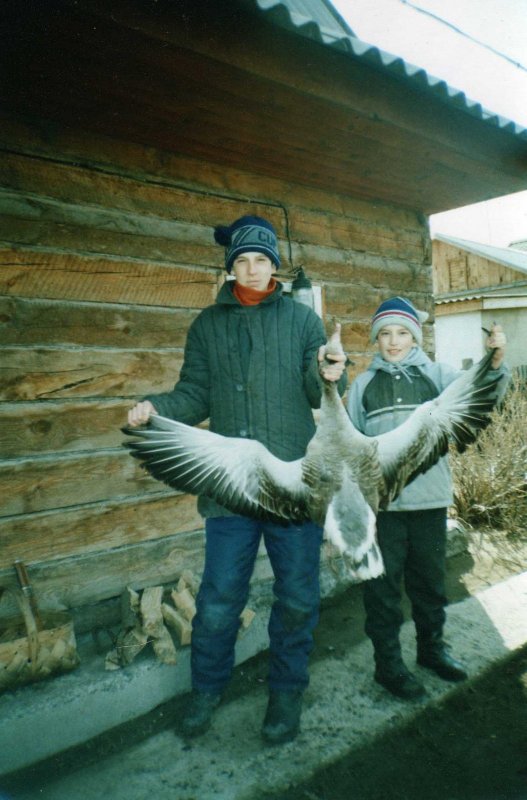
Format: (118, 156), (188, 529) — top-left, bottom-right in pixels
(171, 587), (196, 622)
(152, 626), (178, 665)
(140, 586), (165, 638)
(105, 626), (149, 669)
(177, 569), (201, 596)
(105, 575), (254, 669)
(161, 602), (192, 646)
(121, 586), (140, 630)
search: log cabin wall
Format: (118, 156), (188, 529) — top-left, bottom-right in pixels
(8, 0), (526, 632)
(0, 114), (431, 629)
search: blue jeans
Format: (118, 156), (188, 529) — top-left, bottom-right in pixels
(191, 515), (323, 693)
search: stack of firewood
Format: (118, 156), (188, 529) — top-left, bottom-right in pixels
(105, 570), (255, 670)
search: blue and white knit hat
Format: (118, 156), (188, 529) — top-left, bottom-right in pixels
(370, 296), (429, 346)
(214, 215), (280, 273)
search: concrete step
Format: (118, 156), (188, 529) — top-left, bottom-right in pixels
(1, 571), (526, 800)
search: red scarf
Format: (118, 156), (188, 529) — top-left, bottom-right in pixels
(233, 277), (277, 306)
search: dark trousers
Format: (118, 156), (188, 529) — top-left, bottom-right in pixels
(363, 508), (448, 665)
(191, 515), (323, 693)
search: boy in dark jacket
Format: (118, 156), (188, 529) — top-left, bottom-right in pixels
(346, 296), (507, 699)
(128, 215), (347, 742)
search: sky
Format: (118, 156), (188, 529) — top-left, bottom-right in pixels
(330, 0), (527, 249)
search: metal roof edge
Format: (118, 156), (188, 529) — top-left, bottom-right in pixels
(436, 280), (527, 303)
(253, 0), (527, 141)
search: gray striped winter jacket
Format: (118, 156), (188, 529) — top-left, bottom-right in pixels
(346, 348), (509, 512)
(145, 279), (347, 518)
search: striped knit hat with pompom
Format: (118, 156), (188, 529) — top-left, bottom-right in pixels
(370, 296), (429, 346)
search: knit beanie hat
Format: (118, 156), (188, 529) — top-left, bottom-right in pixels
(370, 296), (429, 346)
(214, 215), (280, 272)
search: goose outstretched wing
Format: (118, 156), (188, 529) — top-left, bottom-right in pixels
(375, 349), (505, 506)
(123, 414), (310, 523)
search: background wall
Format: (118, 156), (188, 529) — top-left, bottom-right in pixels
(0, 113), (432, 631)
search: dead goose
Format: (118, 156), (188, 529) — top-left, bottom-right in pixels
(123, 325), (504, 580)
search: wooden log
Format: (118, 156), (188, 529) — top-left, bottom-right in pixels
(0, 247), (217, 308)
(151, 626), (178, 665)
(0, 400), (132, 458)
(0, 214), (226, 269)
(288, 206), (426, 261)
(121, 586), (140, 630)
(324, 284), (385, 321)
(140, 586), (165, 638)
(0, 151), (281, 235)
(161, 602), (192, 646)
(340, 321), (374, 353)
(291, 242), (430, 291)
(0, 399), (210, 459)
(0, 346), (182, 400)
(0, 115), (422, 230)
(105, 626), (149, 668)
(170, 587), (196, 622)
(0, 115), (434, 272)
(0, 494), (203, 570)
(0, 529), (206, 616)
(0, 295), (198, 348)
(0, 450), (166, 517)
(177, 570), (200, 597)
(0, 177), (424, 263)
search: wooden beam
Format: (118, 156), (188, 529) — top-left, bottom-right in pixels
(0, 296), (199, 348)
(0, 400), (132, 458)
(0, 450), (167, 516)
(0, 494), (203, 569)
(0, 346), (182, 400)
(0, 530), (206, 612)
(0, 114), (422, 229)
(0, 248), (217, 308)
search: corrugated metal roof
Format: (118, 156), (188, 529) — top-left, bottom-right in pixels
(436, 285), (527, 304)
(435, 233), (527, 276)
(254, 0), (527, 141)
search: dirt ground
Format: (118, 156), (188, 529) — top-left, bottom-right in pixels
(261, 538), (527, 800)
(262, 645), (527, 800)
(2, 534), (527, 800)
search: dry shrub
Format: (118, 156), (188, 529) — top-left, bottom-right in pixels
(450, 372), (527, 539)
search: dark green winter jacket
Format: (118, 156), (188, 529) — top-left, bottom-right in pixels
(145, 279), (347, 518)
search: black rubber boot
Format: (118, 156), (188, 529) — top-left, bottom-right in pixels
(372, 636), (426, 700)
(180, 690), (222, 738)
(261, 690), (303, 745)
(374, 662), (426, 699)
(417, 636), (468, 682)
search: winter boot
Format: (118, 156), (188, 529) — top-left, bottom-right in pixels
(372, 637), (426, 700)
(374, 660), (426, 699)
(417, 634), (468, 682)
(180, 689), (222, 738)
(261, 689), (303, 744)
